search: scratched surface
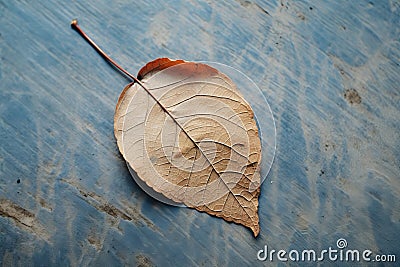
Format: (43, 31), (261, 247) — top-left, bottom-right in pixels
(0, 1), (399, 266)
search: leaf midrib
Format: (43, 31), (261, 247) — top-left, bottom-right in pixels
(134, 74), (257, 226)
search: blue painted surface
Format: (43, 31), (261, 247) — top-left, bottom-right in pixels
(0, 1), (399, 266)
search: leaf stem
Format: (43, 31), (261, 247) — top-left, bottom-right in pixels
(70, 19), (220, 179)
(71, 19), (140, 83)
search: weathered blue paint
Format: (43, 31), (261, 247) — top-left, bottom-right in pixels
(1, 0), (399, 266)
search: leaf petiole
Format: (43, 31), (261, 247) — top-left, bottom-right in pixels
(71, 19), (140, 83)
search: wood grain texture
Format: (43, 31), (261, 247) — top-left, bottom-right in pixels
(0, 0), (399, 266)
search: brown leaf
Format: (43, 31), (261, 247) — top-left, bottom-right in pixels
(114, 58), (262, 236)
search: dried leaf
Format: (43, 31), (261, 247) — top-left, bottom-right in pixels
(114, 58), (262, 236)
(71, 21), (265, 236)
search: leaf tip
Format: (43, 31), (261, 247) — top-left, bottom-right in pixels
(253, 228), (260, 238)
(252, 223), (260, 237)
